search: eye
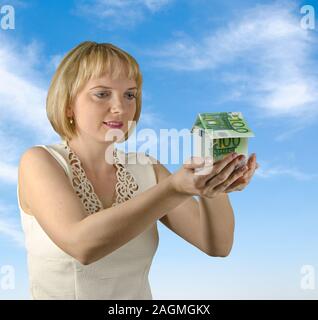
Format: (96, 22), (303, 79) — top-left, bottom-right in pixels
(126, 92), (137, 100)
(94, 91), (110, 99)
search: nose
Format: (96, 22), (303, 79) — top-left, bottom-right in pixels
(110, 93), (125, 114)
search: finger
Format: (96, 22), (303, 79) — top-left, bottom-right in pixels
(208, 154), (246, 185)
(213, 152), (237, 165)
(237, 162), (257, 184)
(224, 178), (246, 193)
(244, 156), (258, 179)
(198, 153), (233, 180)
(236, 166), (253, 184)
(211, 152), (240, 175)
(247, 153), (257, 169)
(227, 162), (252, 186)
(220, 155), (259, 192)
(194, 165), (214, 177)
(214, 165), (248, 192)
(225, 184), (245, 193)
(240, 172), (251, 184)
(183, 156), (205, 169)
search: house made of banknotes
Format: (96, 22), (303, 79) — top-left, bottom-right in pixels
(191, 112), (255, 167)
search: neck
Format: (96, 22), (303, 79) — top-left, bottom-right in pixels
(65, 137), (116, 179)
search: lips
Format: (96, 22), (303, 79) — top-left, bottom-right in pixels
(103, 121), (123, 128)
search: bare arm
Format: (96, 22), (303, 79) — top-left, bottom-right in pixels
(198, 194), (235, 257)
(151, 155), (234, 256)
(20, 147), (189, 265)
(75, 173), (188, 264)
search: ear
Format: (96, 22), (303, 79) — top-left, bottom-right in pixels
(66, 107), (73, 118)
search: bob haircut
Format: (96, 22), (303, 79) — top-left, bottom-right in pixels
(46, 41), (142, 142)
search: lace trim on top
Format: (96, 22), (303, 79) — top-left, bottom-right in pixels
(62, 141), (139, 214)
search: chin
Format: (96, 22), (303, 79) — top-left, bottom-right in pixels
(102, 127), (127, 143)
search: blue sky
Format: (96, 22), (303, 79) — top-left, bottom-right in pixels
(0, 0), (317, 299)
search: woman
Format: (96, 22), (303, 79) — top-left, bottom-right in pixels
(17, 41), (258, 300)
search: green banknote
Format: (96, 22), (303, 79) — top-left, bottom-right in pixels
(191, 112), (255, 172)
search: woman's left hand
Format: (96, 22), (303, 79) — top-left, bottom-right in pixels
(223, 153), (259, 193)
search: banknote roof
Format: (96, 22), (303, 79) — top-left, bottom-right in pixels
(191, 112), (255, 139)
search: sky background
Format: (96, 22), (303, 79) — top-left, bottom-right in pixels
(0, 0), (317, 299)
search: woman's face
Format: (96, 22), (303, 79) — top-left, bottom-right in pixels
(69, 73), (137, 143)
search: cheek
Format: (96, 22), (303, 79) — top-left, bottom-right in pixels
(74, 106), (103, 129)
(128, 102), (137, 118)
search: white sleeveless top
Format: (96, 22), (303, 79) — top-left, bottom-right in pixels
(17, 140), (159, 300)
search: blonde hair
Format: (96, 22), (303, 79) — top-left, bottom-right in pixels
(46, 41), (142, 142)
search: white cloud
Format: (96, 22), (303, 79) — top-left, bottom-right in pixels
(255, 165), (318, 181)
(0, 68), (49, 135)
(0, 35), (61, 188)
(146, 2), (318, 121)
(0, 36), (58, 141)
(0, 203), (25, 247)
(139, 106), (163, 127)
(253, 151), (318, 181)
(0, 35), (166, 186)
(143, 0), (171, 12)
(47, 53), (64, 73)
(0, 162), (17, 184)
(274, 122), (308, 142)
(74, 0), (174, 28)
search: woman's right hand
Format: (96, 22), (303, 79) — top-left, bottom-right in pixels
(169, 152), (249, 199)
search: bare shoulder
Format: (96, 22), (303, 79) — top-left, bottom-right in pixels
(18, 146), (69, 212)
(19, 146), (66, 177)
(20, 146), (51, 166)
(20, 146), (56, 164)
(18, 145), (87, 261)
(19, 145), (70, 194)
